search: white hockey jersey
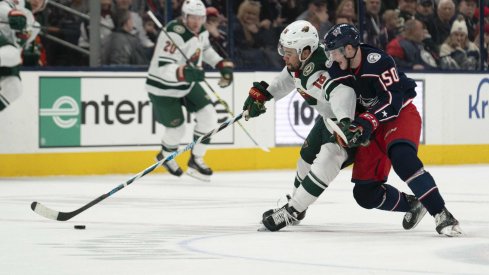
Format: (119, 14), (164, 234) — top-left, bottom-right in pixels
(146, 19), (223, 98)
(268, 44), (356, 122)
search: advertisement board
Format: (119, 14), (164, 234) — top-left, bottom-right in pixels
(39, 76), (234, 148)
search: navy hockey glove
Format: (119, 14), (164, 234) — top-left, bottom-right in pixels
(243, 81), (271, 120)
(177, 65), (205, 82)
(216, 60), (234, 88)
(347, 113), (379, 147)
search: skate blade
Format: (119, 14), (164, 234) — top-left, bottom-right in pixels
(186, 168), (211, 182)
(440, 224), (463, 237)
(257, 225), (270, 232)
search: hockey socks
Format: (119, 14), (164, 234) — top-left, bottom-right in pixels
(407, 170), (445, 216)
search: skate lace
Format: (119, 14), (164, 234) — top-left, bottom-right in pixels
(194, 156), (209, 169)
(271, 207), (297, 226)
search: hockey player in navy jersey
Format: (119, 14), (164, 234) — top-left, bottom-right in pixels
(323, 24), (461, 236)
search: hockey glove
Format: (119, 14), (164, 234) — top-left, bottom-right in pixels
(347, 113), (379, 147)
(8, 10), (27, 32)
(216, 59), (234, 88)
(177, 65), (205, 82)
(242, 81), (271, 121)
(330, 113), (378, 148)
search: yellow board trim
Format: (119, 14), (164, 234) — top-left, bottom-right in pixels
(1, 145), (488, 177)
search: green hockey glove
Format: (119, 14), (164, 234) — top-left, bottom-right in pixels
(242, 81), (271, 120)
(216, 60), (234, 88)
(177, 65), (205, 82)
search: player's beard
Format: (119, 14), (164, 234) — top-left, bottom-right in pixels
(286, 61), (301, 71)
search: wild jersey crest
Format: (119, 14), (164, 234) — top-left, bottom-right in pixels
(173, 25), (185, 34)
(303, 62), (315, 76)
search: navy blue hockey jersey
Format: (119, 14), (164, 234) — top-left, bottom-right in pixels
(327, 44), (417, 122)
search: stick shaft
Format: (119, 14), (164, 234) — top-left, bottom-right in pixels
(31, 112), (245, 221)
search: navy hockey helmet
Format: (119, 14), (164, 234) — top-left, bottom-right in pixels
(323, 24), (360, 51)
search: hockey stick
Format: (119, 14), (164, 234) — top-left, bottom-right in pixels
(30, 111), (247, 221)
(147, 11), (269, 153)
(325, 118), (348, 144)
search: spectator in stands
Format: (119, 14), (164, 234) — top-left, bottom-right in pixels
(398, 0), (417, 23)
(142, 13), (158, 44)
(416, 0), (435, 25)
(114, 0), (154, 50)
(79, 0), (114, 50)
(474, 24), (489, 69)
(40, 0), (87, 66)
(474, 5), (489, 21)
(457, 0), (477, 41)
(279, 0), (304, 26)
(102, 9), (149, 65)
(205, 6), (228, 58)
(439, 16), (480, 70)
(335, 0), (357, 25)
(382, 9), (403, 47)
(415, 0), (439, 58)
(296, 0), (333, 38)
(363, 0), (387, 49)
(233, 0), (281, 69)
(430, 0), (456, 48)
(387, 19), (438, 70)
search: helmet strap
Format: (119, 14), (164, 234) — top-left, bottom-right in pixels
(345, 46), (359, 70)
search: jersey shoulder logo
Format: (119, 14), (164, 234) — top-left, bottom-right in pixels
(367, 53), (381, 63)
(303, 62), (315, 76)
(173, 25), (185, 34)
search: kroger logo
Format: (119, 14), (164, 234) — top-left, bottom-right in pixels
(39, 96), (79, 128)
(469, 78), (489, 119)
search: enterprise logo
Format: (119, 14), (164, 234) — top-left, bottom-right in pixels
(40, 96), (79, 128)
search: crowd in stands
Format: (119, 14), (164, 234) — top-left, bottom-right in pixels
(29, 0), (489, 70)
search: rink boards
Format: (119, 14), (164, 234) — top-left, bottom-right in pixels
(1, 71), (488, 176)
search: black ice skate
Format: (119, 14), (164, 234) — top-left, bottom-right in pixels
(260, 204), (300, 232)
(262, 194), (306, 226)
(156, 150), (183, 177)
(435, 207), (462, 237)
(402, 195), (427, 230)
(186, 154), (213, 182)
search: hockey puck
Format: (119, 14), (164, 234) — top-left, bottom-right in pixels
(74, 225), (86, 230)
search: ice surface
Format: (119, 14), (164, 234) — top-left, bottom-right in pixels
(1, 165), (488, 275)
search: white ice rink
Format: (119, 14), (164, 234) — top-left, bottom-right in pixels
(1, 165), (488, 275)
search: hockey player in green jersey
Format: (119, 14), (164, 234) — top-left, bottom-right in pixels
(146, 0), (234, 181)
(243, 20), (357, 231)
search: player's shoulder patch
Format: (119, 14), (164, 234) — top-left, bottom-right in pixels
(367, 53), (381, 63)
(166, 20), (193, 42)
(303, 62), (315, 76)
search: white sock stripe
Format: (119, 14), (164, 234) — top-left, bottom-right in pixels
(406, 168), (426, 184)
(419, 186), (438, 200)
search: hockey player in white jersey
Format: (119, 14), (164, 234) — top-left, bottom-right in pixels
(145, 0), (233, 181)
(0, 2), (39, 111)
(243, 20), (357, 231)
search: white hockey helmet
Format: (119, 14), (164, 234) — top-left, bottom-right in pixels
(278, 20), (319, 62)
(181, 0), (206, 17)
